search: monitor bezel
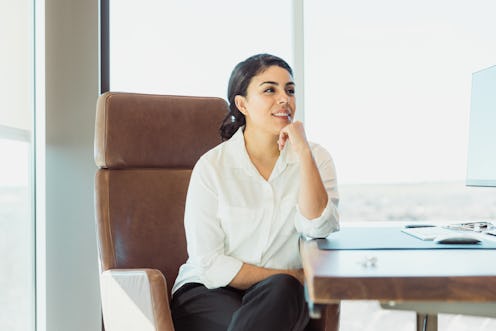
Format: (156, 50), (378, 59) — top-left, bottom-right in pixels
(465, 64), (496, 188)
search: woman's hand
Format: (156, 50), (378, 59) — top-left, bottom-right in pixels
(229, 264), (305, 289)
(277, 121), (310, 156)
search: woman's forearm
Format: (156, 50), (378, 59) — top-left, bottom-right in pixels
(278, 121), (328, 219)
(298, 147), (328, 219)
(229, 263), (303, 290)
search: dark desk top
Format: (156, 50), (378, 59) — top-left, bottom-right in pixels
(301, 229), (496, 304)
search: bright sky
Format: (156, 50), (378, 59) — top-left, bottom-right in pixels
(109, 0), (293, 98)
(304, 0), (496, 184)
(109, 0), (496, 185)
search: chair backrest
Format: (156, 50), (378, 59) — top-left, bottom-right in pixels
(94, 92), (227, 297)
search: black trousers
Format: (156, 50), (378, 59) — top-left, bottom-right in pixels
(171, 273), (310, 331)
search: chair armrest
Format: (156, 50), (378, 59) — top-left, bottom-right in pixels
(100, 268), (175, 331)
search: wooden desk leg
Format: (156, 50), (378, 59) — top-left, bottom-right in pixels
(416, 313), (438, 331)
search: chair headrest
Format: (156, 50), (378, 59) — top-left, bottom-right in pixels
(94, 92), (228, 169)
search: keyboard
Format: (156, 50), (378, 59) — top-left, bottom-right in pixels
(485, 230), (496, 237)
(401, 226), (463, 241)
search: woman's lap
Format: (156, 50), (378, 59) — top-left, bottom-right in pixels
(171, 274), (309, 331)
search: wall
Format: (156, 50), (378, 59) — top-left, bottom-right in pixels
(43, 0), (101, 329)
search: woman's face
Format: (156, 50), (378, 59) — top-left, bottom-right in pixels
(237, 65), (295, 137)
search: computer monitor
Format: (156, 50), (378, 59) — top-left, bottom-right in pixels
(466, 64), (496, 187)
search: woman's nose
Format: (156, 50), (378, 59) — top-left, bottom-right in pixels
(278, 94), (289, 104)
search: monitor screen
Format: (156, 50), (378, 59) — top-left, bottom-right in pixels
(466, 64), (496, 187)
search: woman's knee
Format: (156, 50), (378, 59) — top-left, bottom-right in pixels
(172, 284), (243, 331)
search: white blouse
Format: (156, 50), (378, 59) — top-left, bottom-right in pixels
(171, 128), (339, 294)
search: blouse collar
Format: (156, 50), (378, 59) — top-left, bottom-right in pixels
(223, 127), (298, 178)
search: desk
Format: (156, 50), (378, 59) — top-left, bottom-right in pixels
(300, 225), (496, 330)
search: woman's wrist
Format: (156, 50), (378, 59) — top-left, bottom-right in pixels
(295, 143), (312, 159)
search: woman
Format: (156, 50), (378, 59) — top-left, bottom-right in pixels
(171, 54), (340, 331)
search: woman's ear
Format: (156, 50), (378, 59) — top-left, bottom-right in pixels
(234, 95), (247, 115)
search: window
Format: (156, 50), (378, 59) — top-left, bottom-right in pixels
(304, 0), (496, 222)
(106, 2), (496, 329)
(0, 0), (35, 330)
(109, 0), (293, 98)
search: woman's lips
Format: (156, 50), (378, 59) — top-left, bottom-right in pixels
(272, 111), (291, 120)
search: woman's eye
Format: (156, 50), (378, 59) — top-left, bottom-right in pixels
(287, 88), (295, 95)
(264, 87), (275, 93)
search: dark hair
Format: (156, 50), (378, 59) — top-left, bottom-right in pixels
(219, 53), (293, 141)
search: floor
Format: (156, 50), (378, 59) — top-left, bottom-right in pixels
(340, 301), (496, 331)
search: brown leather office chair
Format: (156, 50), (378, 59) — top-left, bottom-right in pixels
(94, 92), (339, 331)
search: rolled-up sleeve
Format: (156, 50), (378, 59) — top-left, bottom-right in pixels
(295, 144), (340, 238)
(184, 157), (243, 289)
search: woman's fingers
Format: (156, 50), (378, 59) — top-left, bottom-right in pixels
(278, 131), (289, 151)
(278, 121), (309, 153)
